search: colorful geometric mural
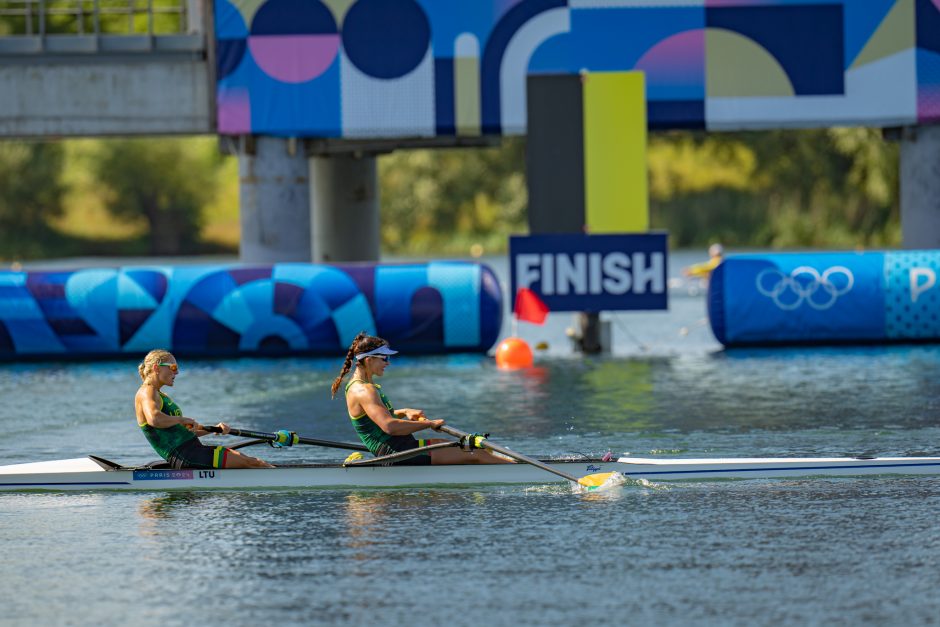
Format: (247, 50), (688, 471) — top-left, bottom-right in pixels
(214, 0), (939, 138)
(0, 262), (502, 359)
(917, 0), (940, 120)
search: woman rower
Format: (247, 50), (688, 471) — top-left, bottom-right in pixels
(331, 333), (511, 465)
(682, 242), (724, 282)
(135, 349), (272, 469)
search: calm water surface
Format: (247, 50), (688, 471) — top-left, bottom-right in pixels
(2, 252), (940, 626)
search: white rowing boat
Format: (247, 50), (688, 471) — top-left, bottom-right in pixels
(1, 454), (940, 491)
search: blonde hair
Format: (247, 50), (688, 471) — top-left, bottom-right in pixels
(330, 332), (388, 398)
(138, 349), (174, 382)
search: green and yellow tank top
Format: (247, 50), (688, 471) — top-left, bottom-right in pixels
(139, 391), (197, 460)
(345, 379), (415, 456)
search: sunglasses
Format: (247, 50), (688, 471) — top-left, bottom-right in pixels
(159, 363), (179, 373)
(371, 355), (389, 363)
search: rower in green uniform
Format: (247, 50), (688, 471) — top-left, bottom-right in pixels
(330, 333), (511, 465)
(134, 349), (272, 469)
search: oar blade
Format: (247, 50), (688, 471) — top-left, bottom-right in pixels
(576, 471), (624, 491)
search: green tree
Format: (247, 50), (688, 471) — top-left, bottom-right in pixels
(0, 141), (67, 257)
(380, 138), (528, 255)
(93, 138), (219, 255)
(649, 128), (899, 249)
(1, 0), (189, 36)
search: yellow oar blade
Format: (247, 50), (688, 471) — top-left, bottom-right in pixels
(576, 472), (623, 490)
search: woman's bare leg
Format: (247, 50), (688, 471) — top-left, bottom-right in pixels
(429, 446), (513, 465)
(222, 449), (273, 468)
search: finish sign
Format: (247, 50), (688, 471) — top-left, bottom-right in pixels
(509, 233), (668, 312)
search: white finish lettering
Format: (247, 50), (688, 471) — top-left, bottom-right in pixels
(541, 253), (555, 295)
(632, 252), (664, 294)
(515, 254), (541, 290)
(602, 252), (631, 294)
(514, 249), (666, 299)
(556, 253), (587, 295)
(589, 253), (602, 294)
(910, 267), (936, 303)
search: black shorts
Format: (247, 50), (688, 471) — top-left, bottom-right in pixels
(375, 437), (432, 466)
(167, 439), (229, 469)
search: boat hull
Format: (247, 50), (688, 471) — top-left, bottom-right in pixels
(617, 456), (940, 480)
(0, 457), (620, 491)
(1, 456), (939, 491)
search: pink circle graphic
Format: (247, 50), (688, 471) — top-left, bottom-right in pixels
(218, 88), (251, 134)
(249, 34), (340, 84)
(635, 30), (706, 89)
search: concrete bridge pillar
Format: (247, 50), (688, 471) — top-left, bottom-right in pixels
(237, 137), (380, 263)
(310, 154), (380, 263)
(238, 136), (312, 263)
(901, 124), (940, 249)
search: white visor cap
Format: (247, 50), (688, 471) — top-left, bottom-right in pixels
(355, 345), (398, 361)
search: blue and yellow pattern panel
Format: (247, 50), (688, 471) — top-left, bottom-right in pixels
(707, 251), (940, 347)
(0, 262), (502, 358)
(214, 0), (940, 137)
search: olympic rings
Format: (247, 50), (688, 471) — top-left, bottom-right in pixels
(755, 266), (854, 310)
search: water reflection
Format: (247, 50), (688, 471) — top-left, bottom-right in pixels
(341, 490), (493, 570)
(137, 492), (217, 536)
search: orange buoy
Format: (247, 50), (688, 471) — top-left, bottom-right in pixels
(495, 337), (533, 369)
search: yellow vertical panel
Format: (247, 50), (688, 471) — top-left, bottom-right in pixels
(455, 57), (481, 136)
(583, 71), (648, 233)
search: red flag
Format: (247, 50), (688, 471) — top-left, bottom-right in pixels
(514, 287), (549, 325)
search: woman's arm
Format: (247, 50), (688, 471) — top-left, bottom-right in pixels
(354, 388), (442, 435)
(395, 407), (426, 421)
(138, 389), (201, 430)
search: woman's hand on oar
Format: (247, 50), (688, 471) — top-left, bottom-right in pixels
(203, 426), (368, 452)
(437, 425), (621, 491)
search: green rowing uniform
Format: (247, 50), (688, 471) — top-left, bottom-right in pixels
(345, 379), (429, 465)
(139, 392), (229, 469)
(139, 392), (197, 459)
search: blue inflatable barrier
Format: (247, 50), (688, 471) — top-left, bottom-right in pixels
(0, 262), (502, 359)
(708, 251), (940, 346)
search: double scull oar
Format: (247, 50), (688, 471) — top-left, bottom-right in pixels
(203, 426), (367, 452)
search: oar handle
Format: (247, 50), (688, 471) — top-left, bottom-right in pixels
(203, 425), (272, 440)
(438, 425), (581, 483)
(203, 426), (369, 452)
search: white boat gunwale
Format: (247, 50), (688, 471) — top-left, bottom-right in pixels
(2, 454), (940, 491)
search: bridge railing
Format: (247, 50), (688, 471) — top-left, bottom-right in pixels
(0, 0), (204, 52)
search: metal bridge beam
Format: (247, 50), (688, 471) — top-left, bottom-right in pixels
(0, 44), (211, 138)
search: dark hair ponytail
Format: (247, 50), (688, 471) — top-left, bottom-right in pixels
(331, 332), (387, 398)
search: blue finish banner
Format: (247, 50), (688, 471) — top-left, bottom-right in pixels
(0, 262), (502, 359)
(509, 233), (668, 312)
(708, 251), (940, 346)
